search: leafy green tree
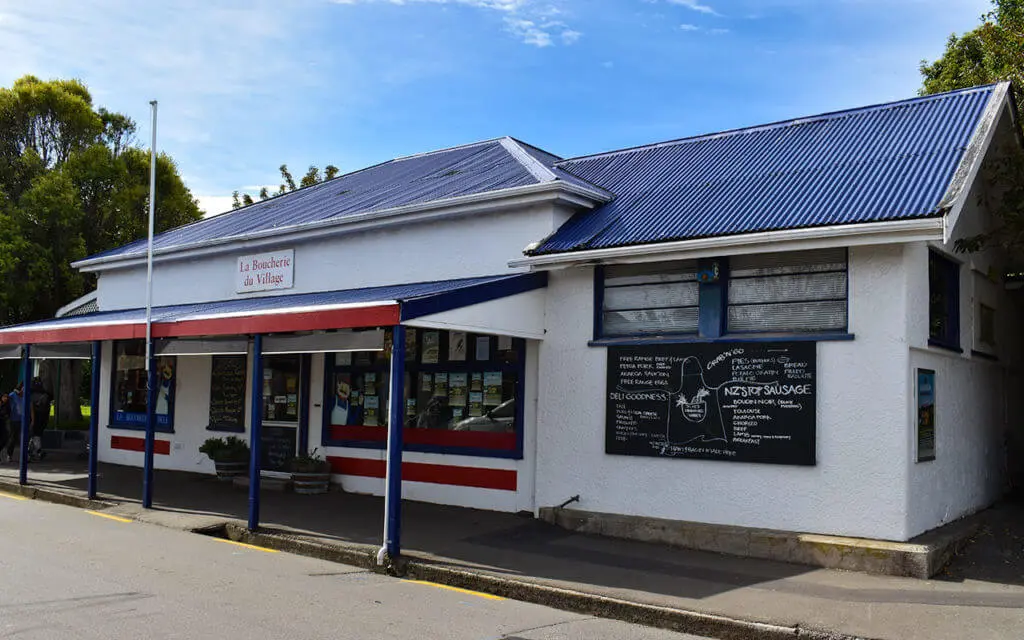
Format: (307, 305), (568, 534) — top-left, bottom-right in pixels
(232, 163), (340, 209)
(920, 0), (1024, 255)
(0, 75), (202, 421)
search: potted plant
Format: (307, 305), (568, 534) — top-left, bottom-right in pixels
(287, 448), (333, 494)
(199, 436), (250, 481)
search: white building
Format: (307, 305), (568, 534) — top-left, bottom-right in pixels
(2, 82), (1021, 546)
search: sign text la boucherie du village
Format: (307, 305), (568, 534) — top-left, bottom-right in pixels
(236, 249), (295, 293)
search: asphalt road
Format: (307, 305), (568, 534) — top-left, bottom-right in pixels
(0, 492), (706, 640)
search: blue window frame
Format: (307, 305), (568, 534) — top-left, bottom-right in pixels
(109, 340), (176, 433)
(322, 328), (526, 459)
(594, 249), (850, 342)
(929, 251), (961, 351)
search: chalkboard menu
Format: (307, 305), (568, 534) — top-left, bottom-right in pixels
(261, 425), (297, 472)
(208, 355), (247, 432)
(606, 342), (816, 465)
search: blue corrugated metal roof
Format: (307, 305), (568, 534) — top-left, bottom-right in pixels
(84, 138), (593, 264)
(0, 274), (538, 335)
(531, 84), (998, 255)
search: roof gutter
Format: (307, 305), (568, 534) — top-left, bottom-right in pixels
(74, 180), (611, 273)
(509, 217), (945, 270)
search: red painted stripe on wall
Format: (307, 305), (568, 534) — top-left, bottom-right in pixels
(326, 456), (517, 491)
(111, 435), (171, 455)
(329, 425), (517, 451)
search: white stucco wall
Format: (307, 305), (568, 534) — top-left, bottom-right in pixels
(533, 245), (916, 540)
(903, 166), (1024, 537)
(96, 205), (568, 310)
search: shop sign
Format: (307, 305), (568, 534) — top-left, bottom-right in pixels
(606, 342), (816, 465)
(237, 249), (294, 293)
(916, 369), (936, 462)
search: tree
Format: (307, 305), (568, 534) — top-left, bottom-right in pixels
(232, 163), (340, 209)
(920, 0), (1024, 256)
(0, 75), (203, 422)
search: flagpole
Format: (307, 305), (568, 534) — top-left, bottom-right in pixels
(143, 100), (158, 509)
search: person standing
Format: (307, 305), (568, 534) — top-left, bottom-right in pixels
(29, 377), (51, 460)
(5, 383), (24, 463)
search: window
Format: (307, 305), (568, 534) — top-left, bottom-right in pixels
(727, 249), (848, 333)
(262, 355), (301, 423)
(929, 252), (960, 350)
(978, 303), (996, 349)
(600, 262), (699, 337)
(111, 340), (176, 431)
(596, 249), (848, 339)
(325, 328), (523, 456)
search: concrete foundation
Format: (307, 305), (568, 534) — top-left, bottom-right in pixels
(539, 507), (979, 579)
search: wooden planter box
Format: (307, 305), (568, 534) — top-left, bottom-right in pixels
(291, 471), (331, 494)
(213, 460), (248, 481)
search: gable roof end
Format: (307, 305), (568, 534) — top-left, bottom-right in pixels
(517, 83), (1006, 266)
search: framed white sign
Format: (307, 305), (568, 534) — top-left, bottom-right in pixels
(237, 249), (294, 293)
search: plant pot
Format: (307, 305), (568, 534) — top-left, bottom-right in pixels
(214, 460), (248, 481)
(291, 471), (331, 494)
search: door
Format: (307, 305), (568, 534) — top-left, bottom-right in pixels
(260, 354), (302, 472)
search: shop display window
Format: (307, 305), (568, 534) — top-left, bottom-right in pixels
(110, 340), (176, 431)
(324, 329), (523, 456)
(263, 355), (301, 423)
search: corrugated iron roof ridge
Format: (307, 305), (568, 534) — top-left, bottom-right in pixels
(499, 137), (558, 183)
(555, 83), (1001, 168)
(390, 137), (507, 162)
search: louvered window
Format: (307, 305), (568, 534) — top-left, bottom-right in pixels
(601, 261), (699, 336)
(726, 249), (848, 333)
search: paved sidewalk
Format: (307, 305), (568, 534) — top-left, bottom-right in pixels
(2, 458), (1023, 640)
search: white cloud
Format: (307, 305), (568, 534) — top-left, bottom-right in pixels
(679, 23), (699, 30)
(561, 29), (582, 44)
(195, 195), (236, 218)
(332, 0), (581, 47)
(667, 0), (719, 16)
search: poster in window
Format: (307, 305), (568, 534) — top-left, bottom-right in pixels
(420, 372), (433, 394)
(422, 331), (440, 364)
(449, 373), (468, 407)
(330, 373), (364, 426)
(336, 351), (352, 366)
(286, 394), (298, 417)
(434, 373), (448, 398)
(470, 372), (482, 392)
(469, 392), (484, 417)
(475, 336), (490, 361)
(498, 335), (513, 352)
(484, 371), (502, 406)
(449, 331), (467, 361)
(365, 372), (377, 396)
(355, 350), (372, 366)
(364, 395), (380, 426)
(917, 369), (936, 462)
(406, 328), (418, 361)
(406, 398), (417, 417)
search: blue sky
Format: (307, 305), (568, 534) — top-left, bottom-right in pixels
(0, 0), (993, 215)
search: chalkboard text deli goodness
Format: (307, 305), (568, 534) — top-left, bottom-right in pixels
(11, 85), (1022, 548)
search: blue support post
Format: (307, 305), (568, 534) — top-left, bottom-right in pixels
(87, 341), (102, 499)
(248, 334), (264, 531)
(18, 345), (31, 485)
(142, 354), (157, 509)
(381, 325), (406, 561)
